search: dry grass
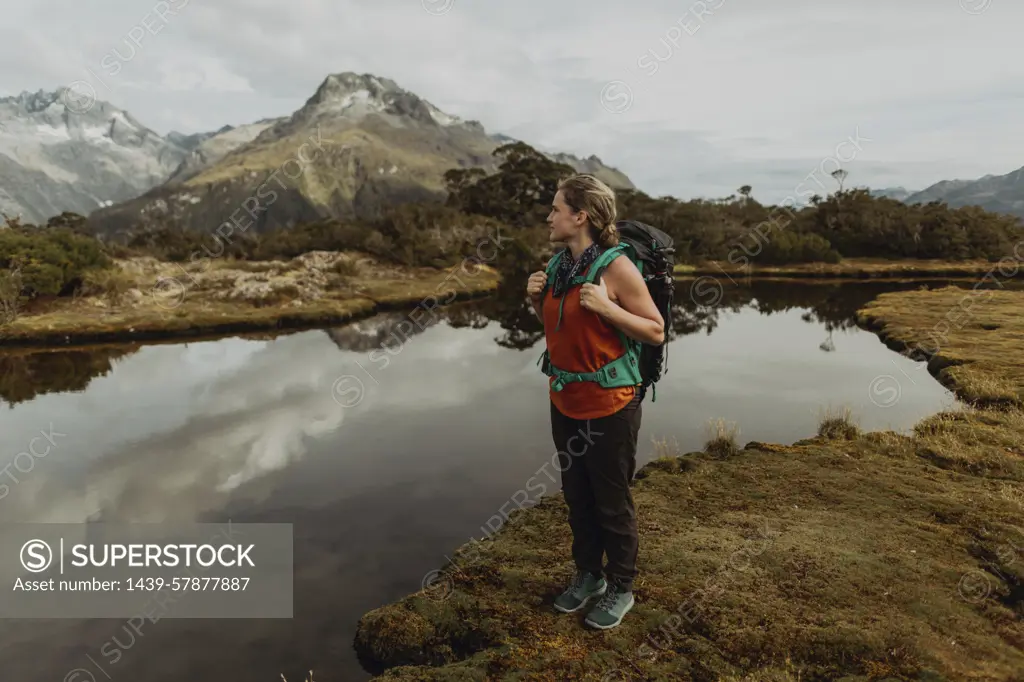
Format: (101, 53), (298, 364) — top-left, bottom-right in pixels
(0, 254), (500, 347)
(817, 405), (860, 440)
(79, 266), (137, 307)
(857, 285), (1024, 408)
(330, 257), (363, 278)
(215, 259), (301, 274)
(703, 418), (741, 459)
(677, 258), (1023, 280)
(354, 286), (1024, 681)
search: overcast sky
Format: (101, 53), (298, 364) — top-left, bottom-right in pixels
(2, 0), (1022, 203)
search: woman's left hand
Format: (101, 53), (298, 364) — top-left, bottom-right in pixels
(579, 278), (613, 316)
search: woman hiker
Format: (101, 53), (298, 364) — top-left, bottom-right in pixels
(526, 174), (665, 629)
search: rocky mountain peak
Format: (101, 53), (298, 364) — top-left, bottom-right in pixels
(3, 89), (64, 114)
(311, 72), (402, 103)
(296, 71), (463, 129)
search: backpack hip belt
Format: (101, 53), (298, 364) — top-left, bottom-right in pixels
(537, 345), (643, 393)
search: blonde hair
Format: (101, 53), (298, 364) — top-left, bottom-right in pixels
(557, 173), (619, 248)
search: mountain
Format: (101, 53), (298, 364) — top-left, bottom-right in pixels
(0, 88), (189, 224)
(869, 187), (913, 201)
(85, 72), (636, 237)
(324, 312), (439, 353)
(164, 118), (285, 185)
(166, 127), (229, 151)
(902, 166), (1024, 219)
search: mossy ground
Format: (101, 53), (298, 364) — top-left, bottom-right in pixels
(0, 254), (500, 348)
(355, 286), (1024, 681)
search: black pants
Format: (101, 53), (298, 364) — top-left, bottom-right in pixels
(551, 391), (642, 592)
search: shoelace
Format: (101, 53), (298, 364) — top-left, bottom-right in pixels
(568, 571), (587, 594)
(594, 584), (621, 611)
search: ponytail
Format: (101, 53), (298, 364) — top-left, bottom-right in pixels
(594, 222), (620, 248)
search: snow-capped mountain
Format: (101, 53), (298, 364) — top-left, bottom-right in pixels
(1, 73), (635, 231)
(0, 88), (189, 223)
(86, 72), (636, 236)
(324, 311), (441, 353)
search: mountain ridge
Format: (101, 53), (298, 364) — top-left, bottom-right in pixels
(871, 165), (1024, 220)
(1, 74), (635, 231)
(0, 88), (189, 222)
(83, 72), (636, 236)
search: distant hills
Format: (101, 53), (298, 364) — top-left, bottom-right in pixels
(868, 187), (913, 202)
(871, 164), (1024, 220)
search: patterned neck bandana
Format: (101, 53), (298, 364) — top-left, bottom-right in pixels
(551, 243), (602, 298)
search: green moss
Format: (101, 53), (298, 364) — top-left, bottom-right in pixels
(355, 287), (1024, 681)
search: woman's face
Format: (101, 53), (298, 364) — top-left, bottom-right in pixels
(547, 190), (585, 243)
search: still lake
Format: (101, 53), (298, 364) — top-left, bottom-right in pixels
(0, 279), (993, 680)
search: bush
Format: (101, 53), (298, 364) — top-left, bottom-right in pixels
(0, 226), (110, 299)
(80, 267), (136, 306)
(0, 266), (22, 325)
(330, 258), (362, 278)
(124, 226), (258, 262)
(755, 231), (842, 265)
(443, 143), (1024, 266)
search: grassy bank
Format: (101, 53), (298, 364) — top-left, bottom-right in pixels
(353, 285), (1024, 681)
(676, 258), (1024, 280)
(0, 251), (500, 348)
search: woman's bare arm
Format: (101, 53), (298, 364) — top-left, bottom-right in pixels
(594, 256), (665, 345)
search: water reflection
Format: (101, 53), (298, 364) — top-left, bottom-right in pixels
(2, 278), (1015, 408)
(0, 347), (138, 407)
(0, 277), (984, 682)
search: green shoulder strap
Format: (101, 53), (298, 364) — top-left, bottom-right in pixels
(583, 243), (630, 285)
(542, 250), (563, 290)
(538, 250), (562, 317)
(583, 243), (642, 361)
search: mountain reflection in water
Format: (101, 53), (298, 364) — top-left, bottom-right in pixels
(0, 278), (1006, 408)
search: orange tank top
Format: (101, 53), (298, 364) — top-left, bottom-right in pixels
(542, 262), (637, 420)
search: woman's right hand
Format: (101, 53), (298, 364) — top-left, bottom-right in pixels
(526, 271), (548, 299)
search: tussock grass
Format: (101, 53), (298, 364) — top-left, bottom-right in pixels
(817, 405), (859, 440)
(330, 257), (363, 278)
(79, 267), (136, 306)
(703, 418), (740, 459)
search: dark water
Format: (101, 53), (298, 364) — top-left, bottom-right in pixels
(0, 278), (999, 681)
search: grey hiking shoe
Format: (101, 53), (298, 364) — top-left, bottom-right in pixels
(553, 570), (607, 613)
(584, 582), (635, 629)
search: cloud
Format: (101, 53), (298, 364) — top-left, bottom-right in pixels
(0, 319), (535, 524)
(3, 0), (1023, 202)
(151, 56), (253, 93)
